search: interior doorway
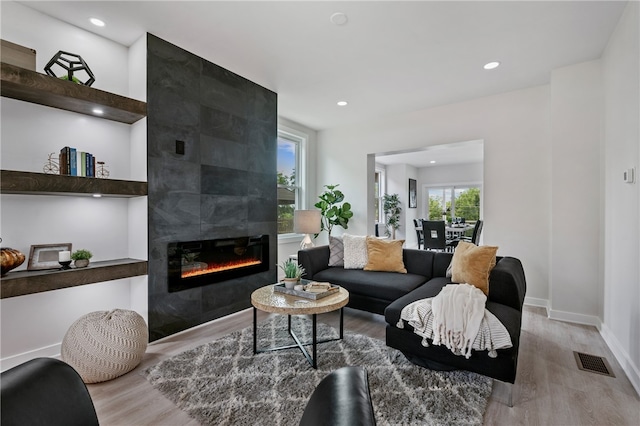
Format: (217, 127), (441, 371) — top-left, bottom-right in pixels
(370, 140), (484, 247)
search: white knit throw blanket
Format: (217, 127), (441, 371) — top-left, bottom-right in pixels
(398, 283), (515, 360)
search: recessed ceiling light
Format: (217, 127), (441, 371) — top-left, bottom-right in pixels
(337, 101), (348, 106)
(330, 12), (348, 26)
(90, 18), (105, 27)
(92, 194), (102, 198)
(483, 61), (500, 70)
(92, 108), (104, 115)
(430, 160), (436, 164)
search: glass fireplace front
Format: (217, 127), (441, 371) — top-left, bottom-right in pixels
(167, 235), (269, 292)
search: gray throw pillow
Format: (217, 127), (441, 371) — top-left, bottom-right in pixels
(329, 236), (344, 267)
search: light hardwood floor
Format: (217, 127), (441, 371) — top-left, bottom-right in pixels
(87, 306), (640, 425)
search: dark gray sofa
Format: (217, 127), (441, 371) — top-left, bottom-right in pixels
(298, 245), (526, 384)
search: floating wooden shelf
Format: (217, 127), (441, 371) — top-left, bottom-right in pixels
(1, 170), (147, 197)
(1, 258), (148, 299)
(1, 62), (146, 124)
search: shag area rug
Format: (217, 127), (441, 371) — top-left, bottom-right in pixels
(144, 315), (492, 426)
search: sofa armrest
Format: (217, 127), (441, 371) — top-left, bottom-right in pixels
(488, 256), (527, 311)
(1, 358), (99, 426)
(299, 366), (376, 426)
(298, 246), (331, 280)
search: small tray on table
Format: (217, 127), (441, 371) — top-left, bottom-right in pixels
(273, 280), (339, 300)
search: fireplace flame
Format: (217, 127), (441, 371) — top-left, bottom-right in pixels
(181, 259), (262, 278)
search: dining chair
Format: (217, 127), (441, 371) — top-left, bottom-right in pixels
(413, 219), (424, 249)
(469, 220), (483, 245)
(449, 219), (483, 247)
(421, 220), (455, 252)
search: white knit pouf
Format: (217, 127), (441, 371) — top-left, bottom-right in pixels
(61, 309), (148, 384)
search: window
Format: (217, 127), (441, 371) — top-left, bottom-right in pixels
(374, 167), (386, 224)
(427, 186), (481, 223)
(277, 129), (305, 234)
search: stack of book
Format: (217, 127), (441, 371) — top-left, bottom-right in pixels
(59, 147), (97, 177)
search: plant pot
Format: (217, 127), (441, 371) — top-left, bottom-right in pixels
(74, 259), (90, 268)
(283, 278), (298, 289)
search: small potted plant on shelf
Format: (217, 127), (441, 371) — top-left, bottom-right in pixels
(71, 249), (93, 268)
(278, 259), (306, 289)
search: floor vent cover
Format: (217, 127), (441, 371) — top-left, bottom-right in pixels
(573, 351), (615, 377)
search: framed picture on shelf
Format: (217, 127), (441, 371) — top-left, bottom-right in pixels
(408, 178), (417, 208)
(27, 243), (72, 271)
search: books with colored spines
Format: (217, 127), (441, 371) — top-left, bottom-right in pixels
(58, 147), (101, 177)
(88, 153), (94, 177)
(69, 148), (77, 176)
(59, 146), (70, 175)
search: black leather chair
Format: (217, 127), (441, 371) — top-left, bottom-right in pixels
(300, 366), (376, 426)
(421, 220), (455, 252)
(1, 357), (99, 426)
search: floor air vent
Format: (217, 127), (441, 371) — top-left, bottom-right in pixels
(573, 351), (615, 377)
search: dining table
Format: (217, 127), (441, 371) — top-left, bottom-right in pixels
(445, 224), (473, 239)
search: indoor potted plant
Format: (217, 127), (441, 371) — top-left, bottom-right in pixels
(71, 249), (93, 268)
(383, 193), (402, 239)
(314, 184), (353, 236)
(278, 259), (306, 289)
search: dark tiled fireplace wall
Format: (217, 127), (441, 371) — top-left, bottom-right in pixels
(147, 34), (278, 341)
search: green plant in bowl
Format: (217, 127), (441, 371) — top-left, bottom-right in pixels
(71, 249), (93, 260)
(278, 259), (305, 288)
(71, 249), (93, 268)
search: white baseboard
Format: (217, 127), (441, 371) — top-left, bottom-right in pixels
(0, 343), (60, 372)
(524, 297), (549, 311)
(547, 308), (602, 330)
(600, 324), (640, 397)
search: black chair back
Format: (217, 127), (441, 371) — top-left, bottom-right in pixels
(471, 220), (483, 245)
(422, 220), (447, 251)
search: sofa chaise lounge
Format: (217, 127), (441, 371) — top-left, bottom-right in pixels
(298, 245), (527, 386)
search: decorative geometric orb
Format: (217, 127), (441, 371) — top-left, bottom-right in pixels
(44, 50), (96, 87)
(61, 309), (148, 383)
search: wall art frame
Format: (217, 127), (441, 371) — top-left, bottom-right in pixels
(408, 178), (417, 208)
(27, 243), (72, 271)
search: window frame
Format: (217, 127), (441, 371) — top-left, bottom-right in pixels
(277, 126), (308, 239)
(374, 166), (386, 224)
(423, 182), (483, 223)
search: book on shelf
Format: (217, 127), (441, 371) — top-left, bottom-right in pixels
(58, 146), (99, 177)
(69, 147), (77, 176)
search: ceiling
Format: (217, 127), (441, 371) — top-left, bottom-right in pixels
(19, 1), (626, 131)
(376, 140), (484, 168)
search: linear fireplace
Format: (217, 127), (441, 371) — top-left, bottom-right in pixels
(168, 235), (269, 292)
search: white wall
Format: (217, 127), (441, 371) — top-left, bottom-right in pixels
(419, 162), (483, 191)
(317, 86), (551, 303)
(0, 2), (146, 370)
(601, 1), (640, 395)
(383, 164), (417, 244)
(0, 1), (128, 96)
(549, 60), (603, 326)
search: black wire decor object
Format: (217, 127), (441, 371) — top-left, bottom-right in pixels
(44, 51), (96, 86)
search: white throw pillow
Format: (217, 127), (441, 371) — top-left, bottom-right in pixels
(343, 234), (368, 269)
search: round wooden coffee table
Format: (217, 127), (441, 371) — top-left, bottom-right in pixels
(251, 284), (349, 369)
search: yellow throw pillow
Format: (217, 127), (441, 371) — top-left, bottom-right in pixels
(364, 237), (407, 273)
(450, 241), (498, 295)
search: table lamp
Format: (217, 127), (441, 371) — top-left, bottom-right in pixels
(294, 210), (321, 250)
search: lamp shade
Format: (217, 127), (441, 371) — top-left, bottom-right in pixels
(293, 210), (321, 234)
